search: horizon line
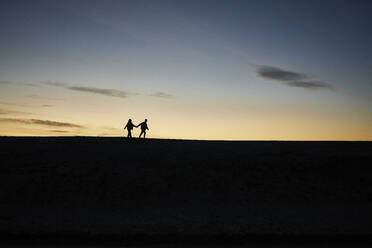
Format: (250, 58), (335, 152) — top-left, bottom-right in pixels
(0, 135), (371, 142)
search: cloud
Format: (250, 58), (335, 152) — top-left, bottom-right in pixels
(286, 80), (334, 90)
(0, 108), (31, 115)
(69, 86), (130, 98)
(0, 118), (83, 128)
(254, 65), (334, 91)
(102, 126), (120, 131)
(24, 83), (41, 87)
(42, 81), (130, 98)
(0, 109), (14, 115)
(25, 94), (64, 101)
(148, 92), (174, 99)
(98, 126), (121, 136)
(0, 101), (29, 107)
(256, 66), (308, 82)
(1, 81), (45, 87)
(41, 80), (67, 87)
(29, 119), (83, 128)
(41, 80), (174, 99)
(49, 129), (71, 133)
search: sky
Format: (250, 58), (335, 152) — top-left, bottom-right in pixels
(0, 0), (371, 140)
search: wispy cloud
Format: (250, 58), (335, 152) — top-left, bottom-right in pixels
(0, 101), (29, 107)
(0, 108), (31, 115)
(69, 86), (130, 98)
(41, 81), (67, 87)
(24, 83), (41, 87)
(49, 129), (71, 133)
(1, 81), (40, 87)
(148, 92), (174, 99)
(102, 126), (120, 131)
(42, 80), (131, 98)
(98, 126), (121, 136)
(254, 65), (334, 91)
(0, 109), (16, 115)
(41, 80), (174, 99)
(25, 94), (64, 101)
(0, 118), (83, 128)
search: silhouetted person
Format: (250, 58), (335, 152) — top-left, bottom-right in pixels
(124, 119), (136, 138)
(137, 119), (149, 138)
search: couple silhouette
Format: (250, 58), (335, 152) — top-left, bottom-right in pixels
(124, 119), (149, 138)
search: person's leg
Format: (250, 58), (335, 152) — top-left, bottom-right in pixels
(143, 131), (146, 138)
(139, 131), (143, 138)
(128, 130), (132, 138)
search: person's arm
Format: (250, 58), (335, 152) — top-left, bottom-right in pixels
(124, 124), (127, 130)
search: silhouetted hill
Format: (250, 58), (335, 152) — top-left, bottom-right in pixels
(0, 137), (372, 244)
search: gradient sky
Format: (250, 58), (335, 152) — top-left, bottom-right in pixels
(1, 0), (371, 140)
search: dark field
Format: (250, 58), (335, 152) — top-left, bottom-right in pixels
(0, 137), (372, 245)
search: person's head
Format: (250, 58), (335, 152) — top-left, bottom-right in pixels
(128, 119), (132, 122)
(145, 119), (147, 122)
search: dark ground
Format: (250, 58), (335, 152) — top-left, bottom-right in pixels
(0, 137), (372, 245)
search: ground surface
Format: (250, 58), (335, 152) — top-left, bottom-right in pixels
(0, 137), (372, 244)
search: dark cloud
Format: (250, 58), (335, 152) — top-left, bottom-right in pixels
(0, 118), (83, 128)
(286, 80), (334, 90)
(256, 66), (308, 82)
(149, 92), (174, 99)
(254, 65), (334, 91)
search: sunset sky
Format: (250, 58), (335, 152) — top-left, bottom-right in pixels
(1, 0), (371, 140)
